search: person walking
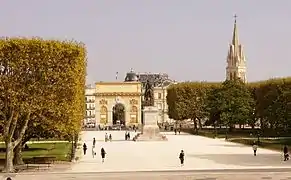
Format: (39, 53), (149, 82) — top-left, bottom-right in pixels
(127, 132), (130, 140)
(125, 131), (128, 140)
(101, 147), (106, 163)
(93, 137), (96, 148)
(252, 143), (258, 156)
(284, 145), (289, 161)
(105, 133), (108, 142)
(179, 150), (185, 166)
(83, 143), (87, 155)
(109, 134), (112, 142)
(92, 146), (96, 158)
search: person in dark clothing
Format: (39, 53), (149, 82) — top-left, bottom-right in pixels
(127, 132), (130, 140)
(83, 143), (87, 155)
(174, 129), (177, 135)
(101, 147), (106, 163)
(93, 138), (96, 148)
(284, 145), (289, 161)
(109, 134), (112, 142)
(125, 131), (128, 140)
(179, 150), (185, 166)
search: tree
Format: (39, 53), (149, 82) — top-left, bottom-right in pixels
(167, 82), (217, 132)
(212, 79), (254, 131)
(252, 78), (291, 136)
(0, 38), (86, 172)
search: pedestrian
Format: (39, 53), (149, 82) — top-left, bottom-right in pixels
(179, 150), (185, 166)
(93, 137), (96, 148)
(252, 143), (258, 156)
(284, 145), (289, 161)
(6, 177), (12, 180)
(101, 147), (106, 163)
(109, 134), (112, 142)
(127, 132), (130, 140)
(105, 133), (108, 142)
(174, 129), (177, 135)
(83, 143), (87, 155)
(92, 146), (96, 158)
(125, 131), (128, 140)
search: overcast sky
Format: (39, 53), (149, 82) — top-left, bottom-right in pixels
(1, 0), (291, 83)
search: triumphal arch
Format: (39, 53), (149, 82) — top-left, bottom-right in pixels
(95, 81), (142, 127)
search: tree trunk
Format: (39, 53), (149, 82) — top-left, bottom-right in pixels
(13, 140), (24, 165)
(3, 112), (30, 172)
(5, 141), (14, 173)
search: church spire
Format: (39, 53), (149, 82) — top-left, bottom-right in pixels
(226, 14), (247, 83)
(232, 14), (239, 46)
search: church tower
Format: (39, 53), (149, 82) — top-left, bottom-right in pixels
(226, 15), (247, 82)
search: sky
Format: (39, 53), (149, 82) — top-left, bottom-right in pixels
(1, 0), (291, 83)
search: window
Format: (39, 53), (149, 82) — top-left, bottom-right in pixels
(157, 103), (162, 110)
(158, 93), (162, 99)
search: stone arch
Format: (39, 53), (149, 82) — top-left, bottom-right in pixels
(130, 105), (138, 123)
(112, 103), (126, 125)
(100, 106), (108, 124)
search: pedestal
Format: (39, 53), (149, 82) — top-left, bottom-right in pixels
(134, 106), (167, 141)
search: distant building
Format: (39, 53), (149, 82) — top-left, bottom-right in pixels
(84, 85), (96, 126)
(153, 81), (176, 124)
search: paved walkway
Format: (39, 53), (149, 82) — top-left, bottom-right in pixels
(66, 130), (291, 173)
(4, 171), (291, 180)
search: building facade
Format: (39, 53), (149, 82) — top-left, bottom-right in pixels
(86, 70), (175, 127)
(226, 16), (247, 82)
(95, 81), (142, 127)
(153, 84), (175, 124)
(85, 85), (96, 125)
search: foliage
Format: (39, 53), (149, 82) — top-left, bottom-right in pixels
(0, 37), (86, 172)
(167, 77), (291, 137)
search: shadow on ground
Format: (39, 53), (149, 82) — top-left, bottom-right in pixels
(190, 154), (288, 167)
(208, 144), (247, 148)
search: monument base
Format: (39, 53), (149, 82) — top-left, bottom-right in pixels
(134, 106), (167, 141)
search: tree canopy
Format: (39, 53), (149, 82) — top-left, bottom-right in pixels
(0, 37), (87, 172)
(167, 77), (291, 136)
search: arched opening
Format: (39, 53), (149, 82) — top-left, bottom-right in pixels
(112, 103), (125, 125)
(100, 106), (108, 124)
(130, 106), (138, 123)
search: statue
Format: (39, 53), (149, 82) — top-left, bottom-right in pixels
(143, 80), (154, 106)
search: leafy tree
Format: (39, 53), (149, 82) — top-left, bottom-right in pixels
(252, 78), (291, 135)
(209, 79), (254, 131)
(0, 38), (86, 172)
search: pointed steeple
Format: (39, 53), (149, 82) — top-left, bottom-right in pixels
(226, 14), (247, 83)
(232, 14), (239, 46)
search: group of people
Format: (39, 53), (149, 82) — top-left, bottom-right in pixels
(252, 142), (289, 161)
(105, 133), (112, 142)
(82, 137), (107, 163)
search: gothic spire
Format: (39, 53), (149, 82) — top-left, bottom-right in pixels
(232, 14), (239, 46)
